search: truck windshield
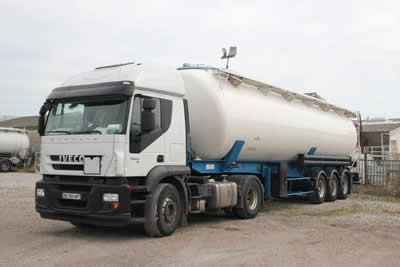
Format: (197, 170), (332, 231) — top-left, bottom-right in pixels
(45, 98), (130, 135)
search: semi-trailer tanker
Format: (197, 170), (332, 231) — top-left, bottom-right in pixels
(0, 127), (30, 172)
(35, 62), (357, 237)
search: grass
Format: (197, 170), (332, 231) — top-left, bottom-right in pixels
(351, 192), (400, 203)
(262, 198), (366, 217)
(383, 209), (400, 216)
(260, 186), (400, 219)
(263, 202), (367, 217)
(301, 204), (365, 217)
(353, 181), (400, 200)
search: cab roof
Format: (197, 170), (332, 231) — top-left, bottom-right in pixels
(58, 63), (185, 97)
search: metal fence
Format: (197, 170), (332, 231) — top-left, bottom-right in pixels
(357, 159), (400, 185)
(364, 145), (391, 160)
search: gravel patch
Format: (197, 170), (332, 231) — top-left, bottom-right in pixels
(1, 172), (400, 266)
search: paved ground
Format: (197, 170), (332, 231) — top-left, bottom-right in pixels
(1, 173), (400, 267)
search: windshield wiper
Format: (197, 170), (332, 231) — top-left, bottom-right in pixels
(71, 130), (102, 134)
(46, 130), (72, 134)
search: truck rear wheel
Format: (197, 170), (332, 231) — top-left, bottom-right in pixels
(311, 170), (327, 204)
(234, 177), (263, 219)
(144, 183), (181, 237)
(70, 222), (94, 228)
(338, 172), (350, 200)
(326, 170), (339, 202)
(0, 159), (11, 172)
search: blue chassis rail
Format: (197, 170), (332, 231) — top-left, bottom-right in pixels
(188, 138), (353, 198)
(188, 140), (322, 198)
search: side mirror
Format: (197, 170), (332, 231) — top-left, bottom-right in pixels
(38, 102), (52, 136)
(141, 99), (157, 133)
(38, 116), (45, 136)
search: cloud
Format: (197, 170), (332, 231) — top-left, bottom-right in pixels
(0, 0), (399, 118)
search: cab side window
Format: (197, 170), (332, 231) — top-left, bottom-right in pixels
(129, 95), (172, 153)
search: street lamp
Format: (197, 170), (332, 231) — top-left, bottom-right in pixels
(221, 46), (237, 69)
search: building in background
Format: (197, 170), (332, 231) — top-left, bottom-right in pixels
(359, 118), (400, 160)
(0, 115), (18, 121)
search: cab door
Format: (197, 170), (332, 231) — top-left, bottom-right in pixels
(125, 93), (173, 176)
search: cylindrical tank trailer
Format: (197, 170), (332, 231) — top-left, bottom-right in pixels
(180, 68), (357, 161)
(34, 62), (359, 236)
(0, 127), (31, 172)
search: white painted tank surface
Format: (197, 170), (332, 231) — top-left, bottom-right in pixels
(0, 128), (30, 158)
(179, 66), (357, 161)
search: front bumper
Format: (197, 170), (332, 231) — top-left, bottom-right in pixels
(35, 176), (134, 227)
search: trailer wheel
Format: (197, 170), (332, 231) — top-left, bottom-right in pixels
(0, 159), (11, 172)
(338, 172), (350, 200)
(144, 183), (181, 237)
(234, 177), (263, 219)
(311, 170), (327, 204)
(326, 170), (339, 202)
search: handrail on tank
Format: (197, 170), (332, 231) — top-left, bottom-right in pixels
(214, 68), (356, 118)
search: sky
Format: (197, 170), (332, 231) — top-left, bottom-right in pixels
(1, 0), (399, 119)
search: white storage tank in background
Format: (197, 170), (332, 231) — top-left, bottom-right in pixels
(179, 67), (357, 161)
(0, 127), (30, 159)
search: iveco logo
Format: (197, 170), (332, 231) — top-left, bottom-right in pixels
(60, 155), (84, 163)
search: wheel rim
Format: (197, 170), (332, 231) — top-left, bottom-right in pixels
(0, 162), (7, 171)
(331, 177), (337, 196)
(342, 176), (349, 195)
(161, 196), (177, 225)
(318, 179), (326, 199)
(247, 186), (259, 211)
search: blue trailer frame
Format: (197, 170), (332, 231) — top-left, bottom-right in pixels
(188, 140), (352, 199)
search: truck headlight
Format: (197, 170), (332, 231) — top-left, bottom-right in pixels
(36, 188), (45, 198)
(103, 193), (119, 202)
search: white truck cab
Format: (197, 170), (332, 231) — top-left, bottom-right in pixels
(40, 63), (187, 177)
(36, 63), (195, 236)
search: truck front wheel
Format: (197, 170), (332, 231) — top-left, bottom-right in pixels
(0, 159), (11, 172)
(144, 183), (181, 237)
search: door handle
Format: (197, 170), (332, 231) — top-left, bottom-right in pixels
(157, 155), (164, 163)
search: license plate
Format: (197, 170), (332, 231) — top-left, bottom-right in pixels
(62, 192), (81, 200)
(84, 157), (100, 174)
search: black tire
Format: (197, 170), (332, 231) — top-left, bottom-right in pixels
(338, 171), (350, 200)
(144, 183), (181, 237)
(234, 176), (263, 219)
(326, 170), (339, 202)
(70, 222), (93, 228)
(0, 159), (12, 172)
(311, 170), (327, 204)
